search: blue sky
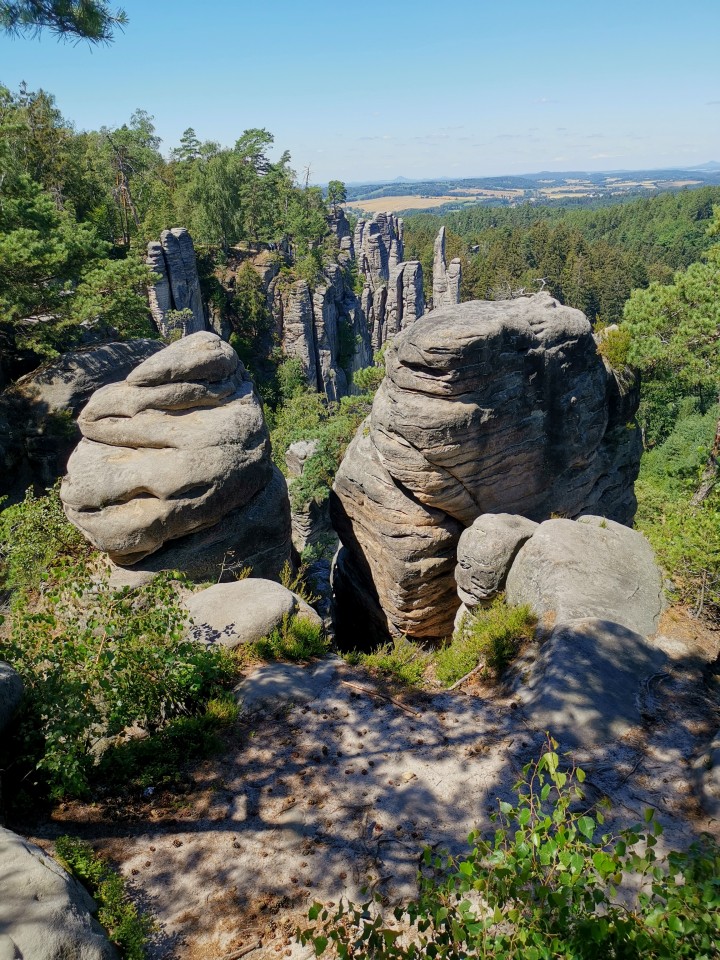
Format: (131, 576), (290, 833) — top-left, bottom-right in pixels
(1, 0), (719, 183)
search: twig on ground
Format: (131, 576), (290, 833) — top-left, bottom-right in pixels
(448, 662), (486, 691)
(340, 680), (420, 716)
(220, 941), (263, 960)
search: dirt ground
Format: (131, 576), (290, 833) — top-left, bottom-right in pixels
(24, 608), (720, 960)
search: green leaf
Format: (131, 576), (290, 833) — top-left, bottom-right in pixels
(578, 816), (595, 840)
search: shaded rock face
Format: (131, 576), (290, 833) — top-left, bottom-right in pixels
(147, 228), (206, 337)
(456, 514), (538, 609)
(382, 261), (426, 348)
(328, 208), (354, 259)
(432, 226), (461, 308)
(0, 827), (118, 960)
(61, 333), (290, 574)
(0, 339), (163, 498)
(277, 266), (371, 401)
(331, 294), (642, 642)
(354, 213), (404, 291)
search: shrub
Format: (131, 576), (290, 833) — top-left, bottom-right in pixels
(252, 613), (328, 662)
(1, 566), (238, 799)
(434, 599), (536, 686)
(300, 739), (720, 959)
(55, 835), (154, 960)
(354, 636), (432, 687)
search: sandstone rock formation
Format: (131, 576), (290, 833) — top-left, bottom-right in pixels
(381, 261), (426, 348)
(0, 339), (163, 497)
(186, 579), (322, 649)
(0, 827), (118, 960)
(147, 228), (206, 337)
(456, 514), (538, 609)
(61, 333), (291, 577)
(331, 294), (643, 641)
(432, 226), (461, 308)
(354, 213), (404, 290)
(285, 439), (337, 555)
(328, 208), (354, 260)
(505, 516), (664, 638)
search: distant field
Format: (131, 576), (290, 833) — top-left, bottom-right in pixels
(348, 194), (476, 214)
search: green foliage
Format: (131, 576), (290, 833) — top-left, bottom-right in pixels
(354, 636), (432, 686)
(435, 599), (536, 686)
(300, 740), (720, 959)
(595, 323), (631, 369)
(55, 835), (153, 960)
(251, 612), (328, 662)
(68, 254), (156, 338)
(635, 403), (720, 613)
(326, 180), (347, 211)
(1, 565), (238, 799)
(0, 1), (128, 42)
(0, 485), (89, 594)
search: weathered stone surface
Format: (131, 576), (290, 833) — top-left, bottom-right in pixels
(61, 333), (284, 568)
(0, 827), (118, 960)
(313, 265), (349, 401)
(187, 579), (321, 649)
(282, 280), (318, 389)
(331, 295), (643, 641)
(146, 228), (205, 337)
(432, 226), (461, 308)
(329, 208), (354, 259)
(356, 213), (404, 291)
(285, 439), (321, 478)
(505, 516), (663, 637)
(234, 657), (337, 713)
(694, 729), (720, 819)
(519, 618), (667, 748)
(0, 662), (22, 733)
(384, 261), (425, 344)
(456, 514), (538, 607)
(0, 340), (163, 497)
(107, 465), (292, 585)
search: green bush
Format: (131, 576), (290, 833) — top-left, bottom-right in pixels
(55, 835), (154, 960)
(252, 613), (328, 662)
(354, 636), (432, 686)
(435, 599), (536, 686)
(300, 740), (720, 959)
(1, 566), (239, 799)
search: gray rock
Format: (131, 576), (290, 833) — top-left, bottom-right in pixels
(519, 618), (667, 748)
(0, 339), (163, 497)
(61, 333), (287, 569)
(313, 266), (349, 401)
(146, 228), (205, 337)
(384, 261), (425, 345)
(505, 516), (663, 637)
(285, 438), (321, 479)
(234, 657), (337, 713)
(0, 827), (118, 960)
(432, 226), (461, 308)
(187, 578), (321, 648)
(694, 729), (720, 819)
(0, 662), (22, 733)
(282, 280), (318, 389)
(107, 465), (292, 586)
(456, 514), (538, 607)
(331, 295), (643, 642)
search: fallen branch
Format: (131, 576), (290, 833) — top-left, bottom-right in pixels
(220, 941), (262, 960)
(448, 661), (486, 692)
(340, 680), (420, 716)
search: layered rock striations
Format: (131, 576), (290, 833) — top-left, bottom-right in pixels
(330, 293), (642, 641)
(61, 332), (291, 577)
(147, 228), (206, 337)
(432, 226), (461, 308)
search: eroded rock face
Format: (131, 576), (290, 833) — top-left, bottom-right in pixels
(146, 227), (205, 337)
(331, 294), (643, 641)
(456, 514), (539, 609)
(432, 226), (461, 308)
(61, 333), (280, 566)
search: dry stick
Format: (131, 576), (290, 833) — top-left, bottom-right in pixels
(448, 661), (487, 692)
(219, 942), (263, 960)
(340, 680), (420, 716)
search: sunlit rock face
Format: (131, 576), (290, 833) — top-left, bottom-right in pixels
(61, 332), (278, 565)
(331, 293), (642, 642)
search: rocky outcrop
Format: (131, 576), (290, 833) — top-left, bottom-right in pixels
(147, 228), (206, 337)
(61, 333), (291, 578)
(505, 516), (664, 638)
(432, 226), (461, 308)
(354, 213), (404, 291)
(0, 339), (163, 497)
(186, 579), (322, 649)
(383, 261), (426, 347)
(0, 827), (118, 959)
(329, 208), (354, 260)
(331, 294), (643, 642)
(285, 439), (337, 555)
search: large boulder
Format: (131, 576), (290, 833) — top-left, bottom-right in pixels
(186, 579), (322, 649)
(518, 618), (667, 748)
(456, 514), (539, 608)
(331, 294), (643, 642)
(505, 516), (663, 637)
(0, 828), (117, 960)
(0, 339), (162, 497)
(60, 333), (291, 578)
